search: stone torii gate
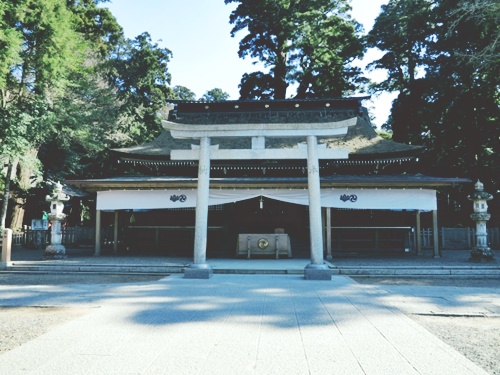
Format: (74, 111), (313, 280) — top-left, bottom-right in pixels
(163, 118), (357, 280)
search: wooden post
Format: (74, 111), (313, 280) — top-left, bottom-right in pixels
(467, 227), (472, 248)
(95, 209), (101, 256)
(113, 210), (119, 254)
(416, 210), (422, 255)
(441, 227), (445, 250)
(326, 207), (332, 260)
(432, 209), (439, 258)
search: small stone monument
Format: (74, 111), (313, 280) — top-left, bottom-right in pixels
(44, 182), (70, 260)
(468, 180), (494, 261)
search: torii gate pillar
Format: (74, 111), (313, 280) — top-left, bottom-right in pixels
(184, 136), (213, 279)
(304, 136), (331, 280)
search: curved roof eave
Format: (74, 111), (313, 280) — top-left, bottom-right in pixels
(111, 117), (424, 161)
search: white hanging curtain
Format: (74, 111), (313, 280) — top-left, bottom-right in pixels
(97, 188), (436, 211)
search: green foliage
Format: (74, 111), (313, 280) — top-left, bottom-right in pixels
(107, 32), (173, 143)
(369, 0), (500, 207)
(226, 0), (364, 99)
(0, 0), (176, 227)
(201, 88), (230, 102)
(0, 0), (88, 228)
(66, 0), (123, 58)
(367, 0), (432, 93)
(172, 85), (196, 101)
(239, 72), (274, 100)
(449, 0), (500, 74)
(377, 130), (393, 140)
(38, 69), (121, 180)
(0, 2), (23, 89)
(367, 0), (434, 144)
(0, 0), (85, 155)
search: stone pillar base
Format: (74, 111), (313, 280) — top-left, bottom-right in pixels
(304, 263), (331, 280)
(470, 246), (494, 262)
(184, 263), (213, 279)
(43, 245), (67, 260)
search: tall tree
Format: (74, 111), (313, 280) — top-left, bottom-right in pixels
(422, 0), (500, 181)
(0, 0), (84, 229)
(226, 0), (364, 99)
(107, 32), (173, 143)
(367, 0), (434, 143)
(368, 0), (500, 224)
(1, 1), (177, 228)
(449, 0), (500, 73)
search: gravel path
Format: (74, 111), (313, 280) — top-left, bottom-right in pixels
(0, 306), (91, 354)
(0, 274), (498, 374)
(411, 314), (499, 375)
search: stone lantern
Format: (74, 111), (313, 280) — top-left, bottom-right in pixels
(468, 180), (494, 261)
(44, 182), (70, 259)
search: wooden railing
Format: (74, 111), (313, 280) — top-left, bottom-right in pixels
(413, 227), (500, 250)
(11, 227), (95, 248)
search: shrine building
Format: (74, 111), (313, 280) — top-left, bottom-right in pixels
(66, 98), (469, 279)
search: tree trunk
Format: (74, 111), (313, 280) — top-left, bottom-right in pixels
(8, 149), (39, 230)
(0, 162), (13, 230)
(273, 38), (288, 99)
(9, 198), (25, 231)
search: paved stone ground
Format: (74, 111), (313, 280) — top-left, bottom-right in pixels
(0, 274), (497, 375)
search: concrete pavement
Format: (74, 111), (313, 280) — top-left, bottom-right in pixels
(0, 274), (496, 374)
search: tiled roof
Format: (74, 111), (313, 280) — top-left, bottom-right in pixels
(65, 174), (471, 193)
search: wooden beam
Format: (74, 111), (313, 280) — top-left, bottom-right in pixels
(326, 208), (332, 260)
(432, 209), (440, 258)
(415, 210), (422, 255)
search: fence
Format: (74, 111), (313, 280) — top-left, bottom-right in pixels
(11, 227), (95, 248)
(8, 226), (500, 250)
(416, 227), (500, 250)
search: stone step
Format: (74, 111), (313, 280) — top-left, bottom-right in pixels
(3, 264), (183, 275)
(213, 269), (303, 275)
(3, 263), (499, 276)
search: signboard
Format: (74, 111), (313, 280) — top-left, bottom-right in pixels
(31, 219), (49, 230)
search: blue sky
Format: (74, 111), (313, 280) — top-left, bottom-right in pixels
(105, 0), (393, 127)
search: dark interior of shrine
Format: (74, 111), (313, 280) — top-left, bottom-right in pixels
(97, 197), (423, 258)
